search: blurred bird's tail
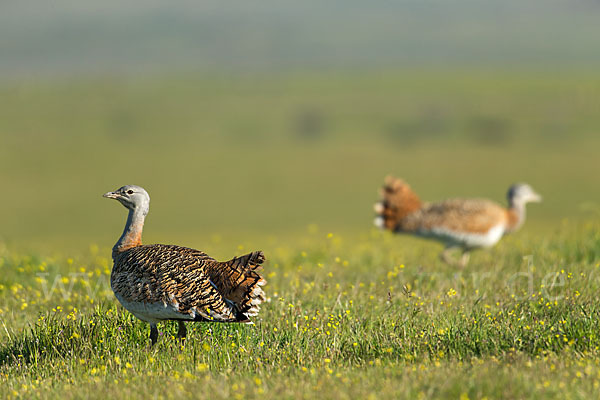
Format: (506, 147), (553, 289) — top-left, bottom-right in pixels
(374, 176), (422, 231)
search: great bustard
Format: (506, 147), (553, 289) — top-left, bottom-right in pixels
(103, 185), (266, 345)
(374, 177), (541, 267)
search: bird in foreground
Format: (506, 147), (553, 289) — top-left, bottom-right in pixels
(103, 185), (266, 345)
(374, 176), (541, 267)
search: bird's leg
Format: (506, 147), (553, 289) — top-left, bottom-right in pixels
(150, 323), (159, 346)
(441, 246), (470, 268)
(457, 250), (471, 269)
(177, 321), (187, 344)
(440, 246), (459, 266)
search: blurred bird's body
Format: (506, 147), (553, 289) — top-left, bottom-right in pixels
(103, 185), (266, 345)
(374, 177), (541, 267)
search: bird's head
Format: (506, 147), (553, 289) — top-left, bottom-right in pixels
(507, 183), (542, 207)
(103, 185), (150, 214)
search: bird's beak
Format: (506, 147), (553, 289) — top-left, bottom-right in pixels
(530, 192), (542, 203)
(103, 191), (119, 199)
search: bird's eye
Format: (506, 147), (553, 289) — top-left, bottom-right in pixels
(127, 190), (134, 195)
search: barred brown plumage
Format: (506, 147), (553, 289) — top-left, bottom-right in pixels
(374, 176), (541, 267)
(103, 185), (266, 345)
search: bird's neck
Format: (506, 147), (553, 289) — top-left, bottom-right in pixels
(506, 199), (525, 233)
(113, 207), (147, 256)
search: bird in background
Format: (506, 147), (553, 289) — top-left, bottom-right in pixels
(103, 185), (266, 346)
(374, 176), (541, 267)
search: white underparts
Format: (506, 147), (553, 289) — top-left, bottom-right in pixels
(419, 224), (506, 249)
(114, 292), (233, 323)
(114, 293), (191, 323)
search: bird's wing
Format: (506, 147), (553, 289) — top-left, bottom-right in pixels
(401, 198), (507, 234)
(112, 244), (242, 322)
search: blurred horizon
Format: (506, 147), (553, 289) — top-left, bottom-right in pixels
(1, 1), (599, 252)
(2, 0), (600, 80)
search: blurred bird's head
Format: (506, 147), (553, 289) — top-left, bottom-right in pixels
(103, 185), (150, 214)
(507, 183), (542, 207)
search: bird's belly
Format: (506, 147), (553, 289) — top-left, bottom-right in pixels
(110, 272), (193, 323)
(420, 224), (505, 249)
(113, 292), (193, 323)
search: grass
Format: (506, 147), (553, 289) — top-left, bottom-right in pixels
(1, 221), (599, 399)
(1, 69), (600, 398)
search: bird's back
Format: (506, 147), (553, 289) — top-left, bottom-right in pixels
(401, 198), (508, 248)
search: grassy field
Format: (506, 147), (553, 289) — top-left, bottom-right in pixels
(1, 70), (600, 398)
(1, 223), (599, 399)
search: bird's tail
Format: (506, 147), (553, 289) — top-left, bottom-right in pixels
(210, 251), (267, 320)
(374, 176), (422, 231)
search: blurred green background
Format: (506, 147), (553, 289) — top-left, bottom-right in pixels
(1, 0), (599, 252)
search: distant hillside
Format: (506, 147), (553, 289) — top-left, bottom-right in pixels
(2, 0), (600, 79)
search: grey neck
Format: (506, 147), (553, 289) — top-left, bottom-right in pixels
(507, 198), (526, 232)
(113, 206), (148, 256)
